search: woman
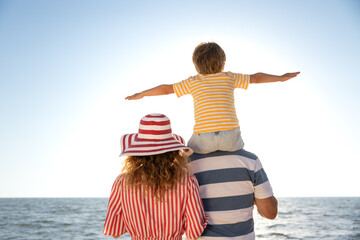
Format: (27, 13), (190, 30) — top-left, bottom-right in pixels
(104, 113), (208, 239)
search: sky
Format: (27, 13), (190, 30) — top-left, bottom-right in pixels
(0, 0), (359, 198)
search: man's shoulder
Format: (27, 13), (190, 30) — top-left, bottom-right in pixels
(190, 149), (258, 162)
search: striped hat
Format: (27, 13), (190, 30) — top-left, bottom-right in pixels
(120, 113), (193, 156)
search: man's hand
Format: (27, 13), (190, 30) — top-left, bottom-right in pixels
(280, 72), (301, 82)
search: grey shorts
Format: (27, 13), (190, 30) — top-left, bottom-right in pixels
(187, 128), (244, 154)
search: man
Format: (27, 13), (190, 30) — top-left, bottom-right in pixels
(189, 149), (278, 239)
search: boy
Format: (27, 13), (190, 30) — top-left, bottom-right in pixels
(126, 42), (300, 154)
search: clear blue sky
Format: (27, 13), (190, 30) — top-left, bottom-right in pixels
(1, 0), (359, 197)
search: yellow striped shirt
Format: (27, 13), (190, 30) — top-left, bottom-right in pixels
(173, 72), (250, 133)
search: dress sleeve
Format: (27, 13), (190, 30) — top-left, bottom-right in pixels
(185, 174), (208, 240)
(103, 175), (127, 236)
(173, 77), (191, 97)
(233, 72), (250, 90)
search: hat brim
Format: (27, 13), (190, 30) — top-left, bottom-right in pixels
(119, 133), (193, 157)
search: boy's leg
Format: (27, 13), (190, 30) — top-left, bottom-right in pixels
(187, 132), (218, 154)
(217, 128), (244, 152)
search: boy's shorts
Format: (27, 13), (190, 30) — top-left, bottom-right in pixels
(187, 128), (244, 154)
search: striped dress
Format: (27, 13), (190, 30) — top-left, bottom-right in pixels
(173, 72), (250, 133)
(104, 173), (208, 240)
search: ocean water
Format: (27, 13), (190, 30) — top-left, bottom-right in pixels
(254, 198), (360, 240)
(0, 197), (359, 240)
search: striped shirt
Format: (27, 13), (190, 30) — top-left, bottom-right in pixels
(189, 150), (274, 240)
(173, 72), (250, 133)
(104, 173), (208, 240)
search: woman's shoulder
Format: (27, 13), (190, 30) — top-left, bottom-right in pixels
(114, 173), (126, 185)
(183, 173), (199, 186)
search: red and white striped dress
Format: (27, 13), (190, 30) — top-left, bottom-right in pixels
(104, 173), (208, 240)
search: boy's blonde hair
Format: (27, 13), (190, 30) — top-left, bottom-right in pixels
(192, 42), (226, 74)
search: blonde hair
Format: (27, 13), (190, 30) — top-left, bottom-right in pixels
(122, 150), (188, 200)
(192, 42), (226, 74)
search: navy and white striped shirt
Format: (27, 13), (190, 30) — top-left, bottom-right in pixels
(189, 149), (274, 240)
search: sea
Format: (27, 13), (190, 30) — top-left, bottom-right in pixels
(0, 197), (359, 240)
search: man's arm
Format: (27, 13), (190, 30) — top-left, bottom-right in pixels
(125, 84), (174, 100)
(254, 196), (278, 219)
(250, 72), (300, 84)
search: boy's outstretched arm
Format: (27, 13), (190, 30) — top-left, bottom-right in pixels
(125, 84), (174, 100)
(250, 72), (300, 84)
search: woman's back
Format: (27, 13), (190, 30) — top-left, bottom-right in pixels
(104, 173), (207, 240)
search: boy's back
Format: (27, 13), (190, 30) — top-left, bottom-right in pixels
(173, 72), (250, 133)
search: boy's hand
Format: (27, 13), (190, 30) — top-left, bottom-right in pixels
(125, 93), (143, 100)
(250, 72), (300, 84)
(280, 72), (300, 82)
(124, 84), (174, 100)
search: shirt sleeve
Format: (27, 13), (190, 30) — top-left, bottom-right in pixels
(185, 174), (209, 240)
(173, 77), (192, 97)
(253, 158), (274, 199)
(104, 175), (127, 236)
(233, 73), (250, 90)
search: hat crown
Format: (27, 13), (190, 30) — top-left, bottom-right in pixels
(120, 113), (193, 156)
(138, 113), (172, 140)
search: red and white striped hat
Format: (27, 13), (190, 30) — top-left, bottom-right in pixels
(120, 113), (193, 156)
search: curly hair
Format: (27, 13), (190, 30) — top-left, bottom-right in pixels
(122, 150), (189, 200)
(192, 42), (226, 74)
